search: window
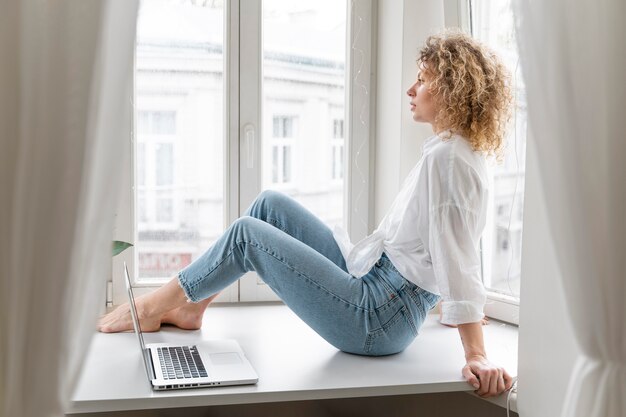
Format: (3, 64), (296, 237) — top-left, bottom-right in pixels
(249, 0), (351, 299)
(270, 115), (296, 185)
(112, 0), (375, 305)
(138, 111), (176, 135)
(132, 0), (226, 284)
(467, 0), (526, 323)
(260, 0), (349, 234)
(273, 116), (294, 138)
(333, 119), (344, 139)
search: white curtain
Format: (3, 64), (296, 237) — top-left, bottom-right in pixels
(0, 1), (138, 416)
(515, 0), (626, 416)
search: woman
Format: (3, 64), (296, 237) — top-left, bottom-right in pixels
(100, 31), (514, 398)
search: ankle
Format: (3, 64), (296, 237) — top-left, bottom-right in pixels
(137, 298), (163, 321)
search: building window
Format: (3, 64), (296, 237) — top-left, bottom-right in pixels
(155, 143), (174, 186)
(333, 119), (344, 139)
(136, 110), (177, 231)
(273, 116), (294, 138)
(138, 111), (176, 135)
(271, 145), (293, 184)
(271, 115), (295, 185)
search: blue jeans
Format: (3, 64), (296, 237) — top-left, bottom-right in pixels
(178, 190), (440, 356)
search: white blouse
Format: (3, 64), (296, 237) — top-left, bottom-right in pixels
(333, 132), (490, 325)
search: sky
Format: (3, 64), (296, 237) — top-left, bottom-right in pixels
(137, 0), (347, 62)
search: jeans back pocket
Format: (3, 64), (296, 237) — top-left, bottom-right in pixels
(364, 302), (417, 356)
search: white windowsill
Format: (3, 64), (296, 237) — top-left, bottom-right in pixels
(69, 304), (518, 414)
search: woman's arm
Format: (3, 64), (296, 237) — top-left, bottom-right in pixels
(457, 322), (514, 397)
(438, 301), (489, 327)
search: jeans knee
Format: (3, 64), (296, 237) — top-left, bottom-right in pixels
(233, 215), (273, 240)
(256, 189), (286, 207)
(233, 215), (257, 231)
(248, 189), (287, 218)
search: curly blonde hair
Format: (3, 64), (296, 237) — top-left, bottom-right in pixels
(418, 30), (513, 160)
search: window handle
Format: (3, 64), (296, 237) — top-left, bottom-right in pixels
(244, 124), (255, 169)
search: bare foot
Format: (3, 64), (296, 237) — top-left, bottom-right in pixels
(98, 298), (162, 333)
(98, 290), (219, 333)
(161, 304), (205, 330)
(161, 295), (217, 330)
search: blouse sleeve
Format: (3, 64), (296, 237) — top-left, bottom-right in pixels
(429, 203), (486, 325)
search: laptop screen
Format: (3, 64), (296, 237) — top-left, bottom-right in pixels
(123, 262), (154, 381)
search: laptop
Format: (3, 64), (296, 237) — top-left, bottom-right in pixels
(123, 262), (259, 390)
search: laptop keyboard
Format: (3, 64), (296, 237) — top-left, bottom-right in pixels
(157, 346), (208, 380)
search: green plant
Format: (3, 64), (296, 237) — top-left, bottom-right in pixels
(112, 240), (133, 257)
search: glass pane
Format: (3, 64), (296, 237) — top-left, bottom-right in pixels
(283, 145), (291, 182)
(135, 0), (225, 280)
(283, 117), (293, 138)
(155, 143), (173, 186)
(273, 117), (280, 137)
(471, 0), (526, 298)
(262, 0), (347, 230)
(153, 111), (176, 135)
(156, 198), (174, 222)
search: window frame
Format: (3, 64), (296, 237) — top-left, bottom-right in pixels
(444, 0), (522, 325)
(238, 0), (374, 302)
(111, 0), (375, 306)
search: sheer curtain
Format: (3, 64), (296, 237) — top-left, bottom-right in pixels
(515, 0), (626, 416)
(0, 1), (138, 416)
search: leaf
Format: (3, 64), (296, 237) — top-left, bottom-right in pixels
(112, 241), (133, 257)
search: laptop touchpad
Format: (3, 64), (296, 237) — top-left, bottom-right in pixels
(209, 352), (243, 365)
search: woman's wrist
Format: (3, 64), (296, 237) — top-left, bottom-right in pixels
(465, 352), (487, 361)
(457, 321), (487, 361)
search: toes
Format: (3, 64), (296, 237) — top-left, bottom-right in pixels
(96, 305), (162, 333)
(97, 317), (110, 333)
(96, 312), (127, 333)
(97, 320), (112, 333)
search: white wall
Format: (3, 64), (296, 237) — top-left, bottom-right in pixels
(374, 1), (444, 223)
(516, 133), (579, 417)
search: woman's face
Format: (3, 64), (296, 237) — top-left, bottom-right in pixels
(406, 63), (438, 127)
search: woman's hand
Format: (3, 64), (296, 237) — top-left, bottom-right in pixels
(454, 314), (510, 397)
(462, 355), (514, 397)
